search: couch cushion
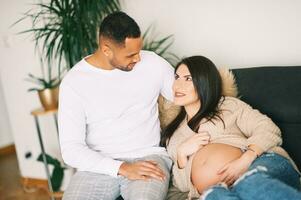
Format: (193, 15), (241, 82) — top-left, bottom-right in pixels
(232, 66), (301, 170)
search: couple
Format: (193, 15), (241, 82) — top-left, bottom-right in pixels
(58, 12), (301, 200)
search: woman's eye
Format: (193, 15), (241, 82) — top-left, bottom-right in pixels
(174, 75), (179, 80)
(186, 77), (192, 81)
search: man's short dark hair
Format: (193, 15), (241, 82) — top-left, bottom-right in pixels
(99, 12), (141, 45)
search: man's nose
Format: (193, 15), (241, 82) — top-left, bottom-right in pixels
(132, 54), (140, 63)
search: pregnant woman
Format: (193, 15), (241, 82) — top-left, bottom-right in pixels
(161, 56), (301, 200)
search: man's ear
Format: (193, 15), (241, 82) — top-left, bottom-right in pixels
(101, 43), (112, 57)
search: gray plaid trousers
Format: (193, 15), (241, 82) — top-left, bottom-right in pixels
(63, 154), (172, 200)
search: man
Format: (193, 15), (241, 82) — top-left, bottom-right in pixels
(58, 11), (174, 200)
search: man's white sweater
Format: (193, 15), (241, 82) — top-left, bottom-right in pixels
(58, 51), (174, 177)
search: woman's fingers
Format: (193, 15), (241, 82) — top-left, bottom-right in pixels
(198, 132), (211, 140)
(225, 176), (235, 186)
(219, 168), (237, 186)
(196, 135), (210, 143)
(218, 164), (228, 174)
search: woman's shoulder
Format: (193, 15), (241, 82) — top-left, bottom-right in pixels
(220, 96), (251, 111)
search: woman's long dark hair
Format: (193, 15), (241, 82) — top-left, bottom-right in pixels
(160, 56), (224, 147)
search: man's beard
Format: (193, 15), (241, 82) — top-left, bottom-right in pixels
(115, 65), (133, 72)
(109, 59), (135, 72)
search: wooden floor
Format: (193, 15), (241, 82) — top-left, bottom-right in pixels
(0, 153), (50, 200)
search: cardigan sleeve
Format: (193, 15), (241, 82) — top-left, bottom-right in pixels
(234, 98), (282, 152)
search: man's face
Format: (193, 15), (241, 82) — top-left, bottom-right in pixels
(108, 37), (143, 71)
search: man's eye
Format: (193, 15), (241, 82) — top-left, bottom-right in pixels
(174, 75), (179, 80)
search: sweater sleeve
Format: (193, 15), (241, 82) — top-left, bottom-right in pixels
(234, 98), (282, 152)
(172, 153), (194, 192)
(58, 81), (123, 177)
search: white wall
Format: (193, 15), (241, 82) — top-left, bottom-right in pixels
(0, 75), (13, 148)
(122, 0), (301, 68)
(0, 0), (63, 180)
(0, 0), (300, 184)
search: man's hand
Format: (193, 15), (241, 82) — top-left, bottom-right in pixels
(118, 160), (166, 181)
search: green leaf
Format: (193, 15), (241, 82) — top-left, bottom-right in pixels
(27, 88), (42, 92)
(13, 0), (122, 86)
(51, 166), (64, 191)
(142, 25), (179, 66)
(37, 153), (61, 167)
(37, 153), (65, 191)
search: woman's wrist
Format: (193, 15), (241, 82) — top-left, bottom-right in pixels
(177, 149), (188, 169)
(247, 144), (263, 157)
(242, 149), (257, 164)
(247, 148), (259, 158)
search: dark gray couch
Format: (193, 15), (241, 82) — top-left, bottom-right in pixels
(232, 66), (301, 171)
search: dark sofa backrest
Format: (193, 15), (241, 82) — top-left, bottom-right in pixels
(232, 66), (301, 170)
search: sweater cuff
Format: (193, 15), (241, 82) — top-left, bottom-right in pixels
(95, 158), (124, 178)
(110, 160), (124, 178)
(247, 133), (281, 152)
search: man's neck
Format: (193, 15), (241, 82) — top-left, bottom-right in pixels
(85, 50), (114, 70)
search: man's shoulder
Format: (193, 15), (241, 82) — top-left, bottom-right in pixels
(140, 50), (156, 57)
(61, 59), (86, 85)
(139, 50), (173, 70)
(140, 50), (165, 63)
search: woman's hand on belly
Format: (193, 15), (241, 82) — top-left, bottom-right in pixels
(191, 143), (243, 193)
(177, 132), (210, 168)
(218, 149), (258, 185)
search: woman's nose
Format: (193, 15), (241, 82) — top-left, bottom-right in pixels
(173, 79), (182, 90)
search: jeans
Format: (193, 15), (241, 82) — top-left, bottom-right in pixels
(201, 153), (301, 200)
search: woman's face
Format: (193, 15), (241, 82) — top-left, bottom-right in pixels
(173, 64), (199, 107)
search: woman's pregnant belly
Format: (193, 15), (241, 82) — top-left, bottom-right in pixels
(191, 143), (243, 194)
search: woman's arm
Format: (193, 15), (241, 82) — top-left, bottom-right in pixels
(218, 98), (282, 185)
(177, 150), (189, 169)
(235, 98), (282, 151)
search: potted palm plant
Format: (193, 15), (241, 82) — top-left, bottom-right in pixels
(16, 0), (120, 110)
(17, 0), (121, 70)
(26, 73), (60, 110)
(16, 0), (178, 71)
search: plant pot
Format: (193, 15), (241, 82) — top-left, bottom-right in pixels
(38, 87), (59, 110)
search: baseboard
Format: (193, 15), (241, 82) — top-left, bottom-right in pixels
(20, 176), (48, 190)
(20, 177), (63, 198)
(0, 144), (15, 156)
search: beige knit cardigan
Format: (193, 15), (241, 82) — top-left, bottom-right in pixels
(166, 96), (299, 199)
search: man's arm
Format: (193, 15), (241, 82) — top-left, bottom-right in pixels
(158, 56), (175, 102)
(59, 81), (166, 180)
(58, 82), (123, 177)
